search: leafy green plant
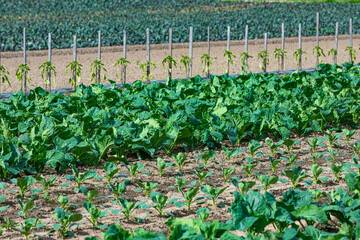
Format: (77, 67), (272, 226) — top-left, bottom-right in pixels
(173, 152), (190, 173)
(248, 140), (263, 158)
(283, 165), (309, 189)
(312, 46), (326, 63)
(268, 156), (281, 174)
(109, 181), (126, 202)
(304, 137), (325, 163)
(56, 194), (77, 211)
(136, 181), (158, 197)
(83, 201), (108, 228)
(17, 199), (37, 219)
(39, 61), (56, 88)
(282, 139), (299, 155)
(90, 59), (107, 83)
(123, 162), (144, 181)
(175, 176), (187, 193)
(65, 167), (97, 193)
(221, 166), (235, 182)
(223, 50), (236, 74)
(258, 50), (269, 72)
(201, 184), (228, 207)
(15, 63), (31, 91)
(327, 160), (342, 180)
(241, 157), (258, 177)
(118, 197), (146, 222)
(200, 54), (213, 78)
(258, 174), (278, 191)
(346, 46), (356, 62)
(80, 187), (100, 204)
(175, 187), (200, 212)
(180, 56), (192, 77)
(230, 177), (255, 194)
(13, 217), (44, 240)
(53, 207), (82, 238)
(281, 154), (300, 167)
(274, 48), (287, 71)
(311, 163), (324, 184)
(222, 147), (244, 163)
(342, 128), (356, 144)
(149, 157), (173, 177)
(194, 169), (211, 185)
(146, 191), (179, 217)
(195, 149), (216, 169)
(265, 137), (284, 158)
(103, 162), (119, 186)
(324, 130), (343, 150)
(139, 61), (156, 83)
(35, 174), (57, 200)
(328, 48), (337, 62)
(0, 65), (10, 90)
(65, 61), (82, 86)
(239, 51), (253, 74)
(293, 48), (307, 69)
(162, 56), (177, 80)
(309, 189), (327, 202)
(1, 217), (15, 231)
(115, 57), (130, 83)
(196, 207), (210, 223)
(11, 176), (36, 199)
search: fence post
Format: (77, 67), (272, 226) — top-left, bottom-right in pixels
(281, 23), (285, 73)
(23, 27), (27, 95)
(207, 26), (210, 78)
(97, 30), (101, 84)
(146, 28), (150, 84)
(334, 22), (338, 65)
(316, 12), (319, 69)
(244, 25), (248, 74)
(123, 30), (127, 84)
(299, 23), (302, 72)
(47, 33), (52, 91)
(350, 18), (353, 63)
(189, 26), (193, 78)
(169, 28), (172, 79)
(73, 35), (77, 90)
(227, 26), (230, 74)
(264, 33), (268, 73)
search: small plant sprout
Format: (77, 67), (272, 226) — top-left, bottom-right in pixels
(65, 167), (97, 193)
(328, 48), (337, 62)
(258, 174), (279, 191)
(312, 46), (326, 64)
(221, 165), (235, 182)
(265, 137), (284, 158)
(283, 165), (309, 189)
(258, 50), (269, 72)
(311, 163), (325, 184)
(109, 181), (126, 202)
(274, 48), (287, 71)
(149, 157), (173, 177)
(0, 65), (11, 92)
(268, 156), (281, 174)
(103, 162), (119, 186)
(123, 162), (144, 181)
(175, 186), (200, 212)
(281, 154), (300, 167)
(201, 184), (228, 207)
(223, 50), (236, 74)
(57, 194), (78, 211)
(118, 197), (146, 222)
(11, 176), (36, 199)
(309, 189), (327, 202)
(146, 191), (179, 217)
(162, 56), (177, 80)
(80, 187), (100, 204)
(304, 137), (325, 163)
(282, 139), (299, 155)
(90, 59), (107, 83)
(293, 48), (307, 69)
(241, 157), (258, 177)
(136, 181), (158, 197)
(115, 57), (130, 83)
(325, 130), (343, 151)
(230, 177), (255, 194)
(53, 207), (82, 238)
(248, 140), (263, 158)
(346, 46), (356, 63)
(17, 199), (38, 218)
(139, 61), (156, 83)
(327, 160), (344, 181)
(195, 149), (216, 169)
(15, 63), (31, 91)
(39, 61), (56, 89)
(239, 51), (253, 74)
(342, 128), (356, 145)
(180, 56), (192, 78)
(194, 169), (211, 185)
(173, 152), (190, 173)
(14, 217), (44, 240)
(35, 174), (57, 200)
(196, 207), (210, 223)
(66, 60), (82, 86)
(200, 53), (213, 79)
(1, 217), (15, 231)
(222, 147), (245, 163)
(352, 140), (360, 158)
(83, 201), (108, 228)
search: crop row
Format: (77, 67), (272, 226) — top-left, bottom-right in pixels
(0, 1), (359, 51)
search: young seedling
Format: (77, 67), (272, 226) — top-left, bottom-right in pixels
(304, 137), (325, 163)
(15, 64), (31, 92)
(90, 59), (107, 83)
(223, 50), (236, 74)
(139, 61), (156, 83)
(175, 187), (200, 212)
(328, 48), (337, 62)
(57, 194), (77, 211)
(274, 48), (287, 71)
(346, 46), (357, 63)
(0, 65), (11, 92)
(201, 185), (229, 207)
(136, 181), (158, 197)
(324, 130), (343, 151)
(282, 139), (299, 155)
(109, 182), (126, 202)
(11, 176), (36, 199)
(146, 191), (179, 217)
(35, 174), (57, 200)
(312, 46), (326, 64)
(222, 147), (245, 163)
(327, 160), (343, 180)
(230, 177), (255, 194)
(241, 157), (258, 177)
(1, 217), (15, 231)
(123, 162), (144, 181)
(352, 141), (360, 158)
(351, 154), (360, 176)
(248, 140), (263, 158)
(173, 152), (190, 173)
(65, 167), (97, 193)
(309, 189), (327, 202)
(17, 200), (38, 219)
(239, 51), (253, 74)
(258, 50), (269, 72)
(162, 56), (177, 80)
(180, 56), (192, 78)
(342, 128), (356, 145)
(174, 176), (187, 193)
(115, 57), (130, 83)
(283, 165), (309, 189)
(311, 163), (325, 184)
(258, 174), (278, 191)
(221, 166), (235, 182)
(196, 207), (210, 223)
(66, 61), (82, 87)
(39, 61), (57, 89)
(194, 169), (211, 185)
(53, 207), (82, 238)
(268, 156), (281, 174)
(103, 162), (119, 186)
(14, 217), (44, 240)
(149, 157), (173, 177)
(265, 137), (284, 158)
(118, 197), (146, 222)
(200, 54), (213, 79)
(195, 149), (216, 169)
(293, 48), (307, 69)
(80, 187), (100, 204)
(83, 201), (108, 228)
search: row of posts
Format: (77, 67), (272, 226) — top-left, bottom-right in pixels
(16, 14), (354, 94)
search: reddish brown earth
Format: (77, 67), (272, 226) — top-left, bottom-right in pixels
(0, 129), (358, 239)
(1, 34), (360, 93)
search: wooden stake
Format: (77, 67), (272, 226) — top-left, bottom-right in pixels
(299, 24), (302, 72)
(23, 27), (27, 94)
(244, 25), (248, 73)
(189, 26), (193, 78)
(264, 33), (268, 73)
(168, 28), (173, 79)
(227, 26), (230, 74)
(334, 22), (338, 65)
(47, 33), (52, 91)
(316, 12), (319, 69)
(123, 30), (127, 84)
(97, 30), (101, 84)
(73, 35), (77, 89)
(281, 23), (285, 73)
(146, 28), (150, 84)
(350, 18), (353, 63)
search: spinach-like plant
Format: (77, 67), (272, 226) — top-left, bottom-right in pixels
(312, 46), (326, 64)
(274, 48), (287, 71)
(201, 185), (228, 207)
(309, 189), (327, 202)
(115, 57), (130, 83)
(139, 61), (156, 83)
(162, 56), (177, 80)
(258, 50), (269, 72)
(282, 139), (298, 155)
(147, 191), (179, 217)
(268, 156), (281, 174)
(180, 56), (192, 77)
(109, 181), (126, 202)
(239, 51), (253, 74)
(149, 157), (173, 177)
(103, 162), (119, 186)
(304, 137), (325, 163)
(53, 207), (82, 238)
(248, 140), (263, 158)
(173, 152), (190, 173)
(346, 46), (357, 62)
(200, 54), (213, 79)
(57, 194), (77, 211)
(1, 217), (15, 231)
(258, 174), (278, 191)
(230, 177), (255, 194)
(118, 198), (146, 222)
(83, 201), (108, 228)
(293, 48), (307, 69)
(66, 61), (82, 86)
(175, 186), (200, 212)
(324, 130), (343, 151)
(223, 50), (236, 74)
(17, 200), (37, 219)
(14, 217), (44, 240)
(195, 149), (216, 169)
(136, 181), (158, 197)
(0, 66), (10, 90)
(342, 128), (356, 145)
(327, 160), (342, 180)
(123, 162), (144, 181)
(222, 147), (244, 163)
(65, 167), (97, 193)
(35, 175), (57, 200)
(80, 187), (100, 204)
(194, 169), (211, 185)
(15, 63), (31, 91)
(283, 165), (309, 189)
(311, 163), (324, 184)
(265, 138), (284, 158)
(90, 59), (107, 83)
(351, 141), (360, 158)
(39, 61), (56, 89)
(196, 208), (210, 223)
(221, 166), (235, 182)
(11, 176), (36, 199)
(241, 157), (258, 177)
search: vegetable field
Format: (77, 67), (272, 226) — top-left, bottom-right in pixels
(1, 62), (360, 238)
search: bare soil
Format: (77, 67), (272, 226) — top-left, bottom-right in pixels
(0, 129), (358, 239)
(1, 34), (360, 93)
